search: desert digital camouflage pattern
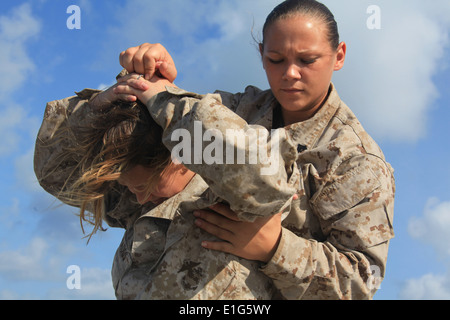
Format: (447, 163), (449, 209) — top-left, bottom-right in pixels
(34, 89), (275, 300)
(146, 81), (395, 299)
(35, 72), (394, 299)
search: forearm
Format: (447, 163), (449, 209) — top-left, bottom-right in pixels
(146, 87), (300, 220)
(261, 157), (395, 300)
(261, 227), (387, 300)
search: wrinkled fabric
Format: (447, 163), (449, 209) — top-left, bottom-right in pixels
(34, 76), (395, 300)
(146, 82), (395, 299)
(110, 174), (275, 299)
(34, 89), (275, 300)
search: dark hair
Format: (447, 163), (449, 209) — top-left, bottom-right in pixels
(262, 0), (340, 50)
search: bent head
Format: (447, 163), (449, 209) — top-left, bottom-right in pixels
(118, 163), (195, 206)
(69, 99), (193, 238)
(260, 0), (346, 122)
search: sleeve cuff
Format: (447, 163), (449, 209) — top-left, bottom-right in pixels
(260, 227), (310, 282)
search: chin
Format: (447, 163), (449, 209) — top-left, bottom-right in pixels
(151, 198), (166, 205)
(279, 100), (310, 113)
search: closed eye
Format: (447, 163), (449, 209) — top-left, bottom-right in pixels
(301, 58), (317, 65)
(268, 58), (283, 64)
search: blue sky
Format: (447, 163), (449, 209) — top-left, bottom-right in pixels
(0, 0), (449, 300)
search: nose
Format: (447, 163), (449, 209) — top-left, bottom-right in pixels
(282, 64), (301, 81)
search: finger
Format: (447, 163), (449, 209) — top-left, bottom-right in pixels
(127, 78), (150, 91)
(158, 61), (177, 83)
(132, 46), (150, 77)
(116, 73), (147, 86)
(208, 203), (240, 221)
(194, 217), (234, 242)
(194, 209), (239, 231)
(142, 53), (158, 81)
(115, 94), (137, 102)
(142, 44), (177, 81)
(201, 240), (235, 255)
(113, 84), (144, 98)
(119, 46), (139, 72)
(107, 84), (138, 102)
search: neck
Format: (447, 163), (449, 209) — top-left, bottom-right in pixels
(282, 88), (331, 126)
(282, 108), (315, 125)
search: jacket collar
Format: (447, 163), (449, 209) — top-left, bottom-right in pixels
(138, 173), (210, 221)
(269, 83), (341, 151)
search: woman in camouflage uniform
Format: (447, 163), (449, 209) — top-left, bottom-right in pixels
(36, 0), (394, 300)
(115, 0), (395, 299)
(35, 86), (280, 299)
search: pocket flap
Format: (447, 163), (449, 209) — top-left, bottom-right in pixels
(310, 165), (381, 220)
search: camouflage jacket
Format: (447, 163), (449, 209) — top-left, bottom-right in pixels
(145, 82), (395, 299)
(34, 89), (276, 300)
(34, 81), (395, 300)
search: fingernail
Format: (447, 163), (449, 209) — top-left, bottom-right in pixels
(201, 241), (208, 248)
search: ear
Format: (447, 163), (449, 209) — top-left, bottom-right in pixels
(259, 43), (266, 69)
(334, 42), (346, 71)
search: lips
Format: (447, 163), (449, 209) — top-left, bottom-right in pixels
(281, 88), (303, 93)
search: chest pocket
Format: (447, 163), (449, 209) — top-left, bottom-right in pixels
(309, 162), (395, 250)
(132, 217), (170, 266)
(309, 164), (380, 220)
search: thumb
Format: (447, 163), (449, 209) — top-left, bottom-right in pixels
(157, 61), (177, 83)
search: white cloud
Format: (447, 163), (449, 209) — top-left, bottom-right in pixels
(408, 198), (450, 258)
(0, 237), (115, 299)
(15, 146), (42, 193)
(0, 105), (26, 156)
(3, 0), (448, 301)
(0, 4), (41, 157)
(327, 0), (450, 142)
(46, 267), (115, 300)
(399, 272), (450, 300)
(0, 3), (41, 99)
(0, 198), (21, 230)
(0, 237), (49, 281)
(100, 0), (450, 142)
(102, 0), (279, 93)
(401, 197), (450, 299)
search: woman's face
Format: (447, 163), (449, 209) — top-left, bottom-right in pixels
(118, 164), (195, 205)
(260, 14), (346, 123)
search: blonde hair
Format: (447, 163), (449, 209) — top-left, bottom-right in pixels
(60, 100), (172, 241)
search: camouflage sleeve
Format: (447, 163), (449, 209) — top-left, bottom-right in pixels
(34, 89), (101, 197)
(261, 155), (395, 299)
(33, 89), (137, 227)
(146, 87), (300, 221)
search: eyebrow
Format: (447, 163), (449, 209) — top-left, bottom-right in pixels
(265, 49), (319, 56)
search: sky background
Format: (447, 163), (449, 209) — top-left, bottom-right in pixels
(0, 0), (449, 300)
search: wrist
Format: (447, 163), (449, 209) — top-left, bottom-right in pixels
(260, 227), (282, 263)
(138, 80), (177, 105)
